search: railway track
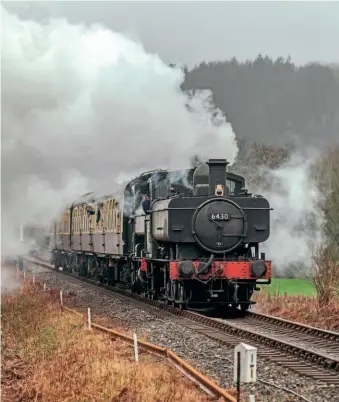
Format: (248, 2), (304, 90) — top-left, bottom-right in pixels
(220, 311), (339, 363)
(24, 256), (339, 385)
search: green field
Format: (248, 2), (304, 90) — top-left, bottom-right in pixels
(260, 278), (316, 296)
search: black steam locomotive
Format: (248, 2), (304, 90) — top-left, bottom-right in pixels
(50, 159), (272, 310)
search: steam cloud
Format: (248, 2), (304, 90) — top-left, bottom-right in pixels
(1, 266), (21, 294)
(1, 6), (238, 256)
(250, 152), (324, 277)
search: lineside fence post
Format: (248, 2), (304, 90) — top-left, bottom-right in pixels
(134, 333), (139, 363)
(87, 308), (92, 330)
(60, 290), (63, 307)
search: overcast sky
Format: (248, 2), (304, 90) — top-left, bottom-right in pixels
(3, 1), (339, 67)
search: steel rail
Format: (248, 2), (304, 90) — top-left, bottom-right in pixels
(24, 257), (339, 384)
(244, 310), (339, 341)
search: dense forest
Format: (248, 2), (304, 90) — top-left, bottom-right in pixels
(182, 55), (339, 147)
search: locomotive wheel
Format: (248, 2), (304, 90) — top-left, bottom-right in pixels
(171, 281), (177, 306)
(62, 256), (68, 272)
(240, 302), (250, 311)
(177, 284), (187, 311)
(165, 282), (171, 305)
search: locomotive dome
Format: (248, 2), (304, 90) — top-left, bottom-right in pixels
(193, 162), (209, 184)
(193, 162), (209, 196)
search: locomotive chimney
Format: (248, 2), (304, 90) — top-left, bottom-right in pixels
(206, 159), (228, 197)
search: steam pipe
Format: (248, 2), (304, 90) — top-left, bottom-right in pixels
(196, 254), (214, 276)
(137, 268), (146, 284)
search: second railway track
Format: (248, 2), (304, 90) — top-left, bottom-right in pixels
(25, 256), (339, 385)
(216, 311), (339, 363)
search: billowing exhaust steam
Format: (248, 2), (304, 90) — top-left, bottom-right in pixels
(249, 152), (324, 277)
(1, 5), (238, 257)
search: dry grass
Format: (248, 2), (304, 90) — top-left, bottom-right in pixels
(254, 243), (339, 331)
(254, 290), (339, 331)
(312, 244), (339, 307)
(1, 281), (217, 402)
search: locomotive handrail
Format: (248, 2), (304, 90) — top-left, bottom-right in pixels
(154, 206), (273, 211)
(241, 207), (274, 210)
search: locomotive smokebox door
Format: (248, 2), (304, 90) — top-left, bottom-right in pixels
(192, 198), (247, 254)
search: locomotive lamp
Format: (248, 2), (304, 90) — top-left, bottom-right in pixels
(215, 184), (224, 196)
(206, 159), (229, 196)
(250, 260), (267, 278)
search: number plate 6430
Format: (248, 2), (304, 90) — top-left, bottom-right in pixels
(209, 213), (229, 221)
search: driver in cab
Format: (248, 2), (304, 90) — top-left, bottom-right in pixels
(142, 194), (151, 215)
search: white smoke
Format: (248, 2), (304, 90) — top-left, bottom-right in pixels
(1, 6), (238, 257)
(1, 263), (21, 294)
(253, 152), (324, 277)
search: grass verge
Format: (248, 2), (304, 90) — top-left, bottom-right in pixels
(259, 278), (315, 296)
(254, 290), (339, 331)
(1, 281), (219, 402)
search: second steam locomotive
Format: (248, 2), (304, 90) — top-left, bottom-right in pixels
(48, 159), (272, 310)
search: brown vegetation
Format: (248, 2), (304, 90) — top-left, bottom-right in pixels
(312, 244), (339, 307)
(253, 239), (339, 331)
(1, 282), (216, 402)
(254, 290), (339, 331)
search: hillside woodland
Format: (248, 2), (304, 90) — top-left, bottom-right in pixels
(182, 55), (339, 148)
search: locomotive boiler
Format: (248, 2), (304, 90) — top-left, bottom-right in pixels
(50, 159), (272, 311)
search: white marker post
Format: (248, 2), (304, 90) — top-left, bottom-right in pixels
(248, 395), (255, 402)
(16, 266), (19, 279)
(23, 271), (26, 282)
(32, 277), (35, 285)
(87, 308), (92, 330)
(43, 283), (47, 291)
(133, 333), (139, 363)
(234, 342), (257, 402)
(60, 290), (63, 307)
